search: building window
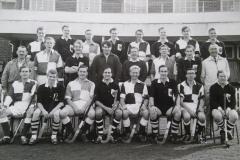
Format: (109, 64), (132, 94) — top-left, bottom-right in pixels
(199, 0), (220, 12)
(77, 0), (100, 13)
(102, 0), (123, 13)
(148, 0), (173, 13)
(225, 45), (235, 60)
(55, 0), (76, 12)
(30, 0), (54, 11)
(237, 45), (240, 60)
(222, 0), (240, 12)
(124, 0), (147, 13)
(1, 0), (29, 10)
(174, 0), (197, 13)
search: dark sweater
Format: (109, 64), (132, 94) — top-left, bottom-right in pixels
(200, 40), (226, 60)
(54, 37), (75, 62)
(210, 82), (235, 110)
(109, 39), (127, 64)
(121, 60), (147, 82)
(151, 41), (176, 58)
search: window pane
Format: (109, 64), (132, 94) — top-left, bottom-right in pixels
(148, 0), (173, 13)
(199, 0), (220, 12)
(102, 0), (123, 13)
(78, 0), (101, 13)
(30, 0), (54, 11)
(222, 0), (234, 11)
(55, 0), (76, 12)
(125, 0), (146, 13)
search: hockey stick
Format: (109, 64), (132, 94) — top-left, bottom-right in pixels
(38, 118), (48, 139)
(158, 95), (178, 145)
(189, 93), (203, 143)
(223, 93), (230, 148)
(122, 98), (146, 144)
(10, 94), (36, 144)
(67, 96), (96, 143)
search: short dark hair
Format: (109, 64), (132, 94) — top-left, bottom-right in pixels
(109, 27), (117, 33)
(158, 65), (167, 72)
(135, 29), (143, 34)
(103, 65), (112, 72)
(217, 70), (225, 77)
(47, 69), (57, 75)
(186, 67), (195, 73)
(36, 26), (44, 33)
(208, 28), (216, 33)
(185, 45), (195, 52)
(85, 29), (92, 34)
(158, 27), (165, 32)
(17, 45), (27, 50)
(78, 64), (88, 71)
(182, 26), (190, 32)
(19, 65), (30, 72)
(74, 39), (83, 46)
(62, 25), (69, 30)
(101, 40), (112, 48)
(159, 44), (170, 50)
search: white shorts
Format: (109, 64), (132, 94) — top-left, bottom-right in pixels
(73, 100), (87, 111)
(126, 104), (141, 115)
(9, 101), (33, 117)
(37, 75), (47, 85)
(182, 102), (197, 113)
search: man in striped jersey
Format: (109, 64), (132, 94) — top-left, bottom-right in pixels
(120, 65), (149, 142)
(59, 65), (95, 142)
(28, 69), (65, 145)
(0, 66), (37, 144)
(34, 37), (64, 85)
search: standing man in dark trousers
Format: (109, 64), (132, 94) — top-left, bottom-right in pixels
(55, 25), (75, 63)
(108, 28), (127, 64)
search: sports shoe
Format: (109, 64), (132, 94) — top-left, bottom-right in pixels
(21, 136), (28, 145)
(169, 133), (181, 144)
(138, 134), (147, 143)
(95, 136), (103, 144)
(51, 137), (58, 145)
(28, 137), (37, 145)
(81, 133), (89, 143)
(64, 132), (75, 143)
(0, 137), (10, 144)
(181, 134), (191, 143)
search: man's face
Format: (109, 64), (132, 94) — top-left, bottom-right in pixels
(130, 48), (139, 60)
(135, 31), (143, 40)
(159, 29), (167, 38)
(209, 46), (218, 58)
(159, 67), (168, 79)
(110, 30), (118, 39)
(45, 39), (55, 50)
(47, 73), (57, 84)
(37, 30), (45, 40)
(218, 72), (227, 84)
(85, 31), (92, 40)
(186, 70), (196, 81)
(78, 67), (88, 80)
(20, 68), (30, 79)
(185, 48), (194, 60)
(73, 43), (82, 53)
(17, 47), (27, 59)
(209, 30), (217, 39)
(102, 44), (111, 55)
(62, 27), (70, 37)
(160, 46), (169, 57)
(103, 68), (112, 80)
(130, 68), (140, 80)
(182, 28), (190, 37)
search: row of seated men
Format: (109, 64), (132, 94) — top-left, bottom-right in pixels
(0, 62), (238, 145)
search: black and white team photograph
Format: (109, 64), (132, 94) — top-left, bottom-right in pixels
(0, 0), (240, 160)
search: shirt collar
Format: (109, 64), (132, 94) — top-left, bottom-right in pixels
(128, 79), (141, 83)
(185, 80), (196, 86)
(44, 49), (54, 54)
(102, 78), (114, 84)
(206, 39), (220, 43)
(184, 56), (195, 61)
(157, 78), (169, 84)
(129, 58), (140, 62)
(180, 37), (192, 41)
(61, 36), (72, 40)
(45, 80), (57, 88)
(209, 55), (222, 61)
(108, 37), (119, 42)
(72, 53), (83, 58)
(217, 81), (229, 86)
(157, 38), (169, 43)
